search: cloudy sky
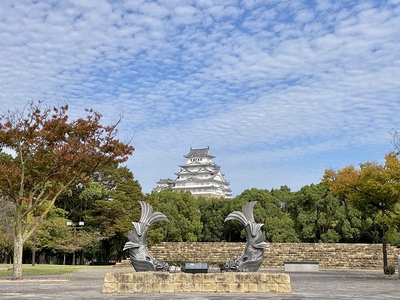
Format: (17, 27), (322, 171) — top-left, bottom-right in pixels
(1, 0), (400, 197)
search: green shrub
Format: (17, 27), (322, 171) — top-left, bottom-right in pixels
(383, 265), (395, 276)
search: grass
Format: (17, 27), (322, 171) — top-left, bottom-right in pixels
(0, 264), (111, 277)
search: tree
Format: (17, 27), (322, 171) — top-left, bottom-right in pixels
(25, 207), (101, 265)
(263, 215), (299, 243)
(323, 153), (400, 267)
(197, 197), (232, 242)
(147, 189), (202, 242)
(232, 188), (298, 242)
(287, 183), (368, 243)
(0, 195), (14, 263)
(0, 101), (134, 279)
(83, 165), (143, 262)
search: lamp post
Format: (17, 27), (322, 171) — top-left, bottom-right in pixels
(32, 217), (38, 266)
(66, 221), (84, 265)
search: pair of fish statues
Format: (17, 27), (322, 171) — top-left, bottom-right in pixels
(123, 201), (269, 272)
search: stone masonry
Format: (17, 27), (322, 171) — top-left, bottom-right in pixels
(149, 242), (399, 270)
(102, 272), (291, 294)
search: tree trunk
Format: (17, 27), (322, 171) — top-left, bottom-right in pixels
(382, 225), (388, 268)
(39, 252), (46, 264)
(32, 218), (37, 266)
(13, 234), (24, 280)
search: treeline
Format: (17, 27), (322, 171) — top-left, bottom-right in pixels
(1, 163), (399, 265)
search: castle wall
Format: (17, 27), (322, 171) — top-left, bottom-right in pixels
(150, 242), (399, 270)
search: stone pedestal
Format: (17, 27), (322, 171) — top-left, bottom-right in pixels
(102, 272), (291, 294)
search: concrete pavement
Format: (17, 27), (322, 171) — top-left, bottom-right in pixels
(0, 267), (399, 299)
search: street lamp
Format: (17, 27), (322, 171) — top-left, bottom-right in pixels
(32, 217), (38, 266)
(66, 221), (84, 265)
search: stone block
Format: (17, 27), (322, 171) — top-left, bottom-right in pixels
(216, 283), (230, 292)
(245, 282), (258, 293)
(257, 282), (267, 293)
(278, 283), (292, 293)
(185, 279), (196, 292)
(279, 274), (291, 284)
(133, 283), (147, 293)
(173, 273), (189, 283)
(233, 272), (247, 283)
(124, 283), (137, 293)
(102, 282), (118, 293)
(229, 282), (245, 293)
(263, 273), (287, 284)
(193, 282), (204, 292)
(266, 284), (279, 293)
(103, 273), (118, 283)
(193, 273), (206, 283)
(143, 272), (157, 282)
(202, 275), (214, 285)
(215, 274), (229, 283)
(202, 282), (217, 292)
(119, 283), (134, 292)
(154, 272), (173, 282)
(131, 273), (146, 283)
(148, 281), (161, 293)
(175, 282), (189, 292)
(160, 282), (175, 293)
(120, 273), (133, 283)
(248, 273), (261, 283)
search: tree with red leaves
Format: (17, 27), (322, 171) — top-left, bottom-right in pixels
(0, 101), (134, 279)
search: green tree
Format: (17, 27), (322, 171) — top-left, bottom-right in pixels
(26, 207), (70, 264)
(197, 197), (232, 241)
(56, 180), (103, 221)
(83, 165), (143, 262)
(385, 202), (400, 247)
(288, 183), (347, 243)
(0, 101), (134, 279)
(323, 152), (400, 267)
(148, 190), (202, 242)
(26, 207), (101, 265)
(232, 188), (298, 242)
(263, 215), (299, 242)
(0, 195), (14, 263)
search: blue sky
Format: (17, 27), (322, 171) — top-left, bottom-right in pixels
(1, 0), (400, 197)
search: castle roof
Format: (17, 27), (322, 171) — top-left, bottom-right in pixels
(184, 146), (215, 159)
(156, 178), (175, 184)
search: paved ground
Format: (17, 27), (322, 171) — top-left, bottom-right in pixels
(0, 267), (399, 299)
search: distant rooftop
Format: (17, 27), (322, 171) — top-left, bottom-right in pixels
(184, 146), (215, 159)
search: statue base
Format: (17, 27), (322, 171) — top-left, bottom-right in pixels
(102, 272), (291, 294)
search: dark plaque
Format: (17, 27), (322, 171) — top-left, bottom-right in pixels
(184, 262), (208, 273)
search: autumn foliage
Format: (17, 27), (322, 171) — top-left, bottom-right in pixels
(323, 152), (400, 268)
(0, 101), (134, 279)
(323, 153), (400, 216)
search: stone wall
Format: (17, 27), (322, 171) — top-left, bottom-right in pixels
(102, 272), (291, 294)
(150, 242), (399, 270)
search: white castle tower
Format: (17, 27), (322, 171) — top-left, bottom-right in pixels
(154, 147), (231, 198)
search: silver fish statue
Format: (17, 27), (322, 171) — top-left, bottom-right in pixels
(223, 201), (270, 272)
(123, 201), (170, 271)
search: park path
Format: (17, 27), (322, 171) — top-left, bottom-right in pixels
(0, 267), (399, 299)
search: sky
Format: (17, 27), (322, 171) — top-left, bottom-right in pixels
(1, 0), (400, 197)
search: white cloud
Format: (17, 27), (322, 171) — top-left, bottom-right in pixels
(0, 0), (399, 196)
